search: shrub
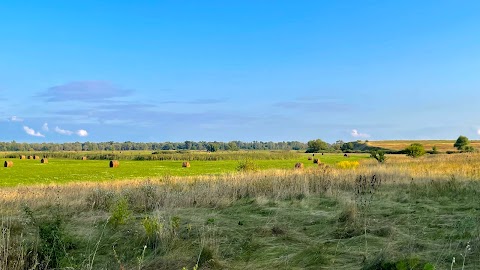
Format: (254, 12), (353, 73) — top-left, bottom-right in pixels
(405, 143), (425, 158)
(454, 135), (470, 150)
(236, 159), (259, 172)
(109, 198), (132, 227)
(370, 150), (386, 163)
(142, 216), (163, 248)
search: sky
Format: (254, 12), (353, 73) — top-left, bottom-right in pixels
(1, 1), (480, 143)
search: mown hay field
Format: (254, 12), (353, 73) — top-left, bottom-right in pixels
(0, 152), (368, 187)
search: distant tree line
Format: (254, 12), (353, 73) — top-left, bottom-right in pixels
(0, 140), (309, 152)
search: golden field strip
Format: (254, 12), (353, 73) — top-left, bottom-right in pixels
(367, 140), (480, 152)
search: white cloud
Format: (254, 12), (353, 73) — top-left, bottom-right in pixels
(42, 123), (49, 131)
(23, 126), (45, 137)
(477, 128), (480, 136)
(55, 126), (73, 135)
(10, 116), (23, 122)
(351, 129), (370, 138)
(76, 129), (88, 137)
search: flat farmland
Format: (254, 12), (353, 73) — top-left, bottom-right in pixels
(0, 153), (368, 187)
(367, 140), (480, 152)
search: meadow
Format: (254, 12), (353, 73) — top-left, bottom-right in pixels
(0, 152), (366, 187)
(367, 140), (480, 152)
(0, 151), (479, 269)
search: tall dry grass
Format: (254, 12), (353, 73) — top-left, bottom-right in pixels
(0, 153), (477, 213)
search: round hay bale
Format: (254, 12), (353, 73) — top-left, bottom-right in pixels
(33, 155), (40, 160)
(307, 156), (312, 160)
(182, 161), (191, 168)
(313, 158), (320, 164)
(4, 161), (13, 167)
(20, 155), (26, 160)
(110, 160), (119, 168)
(81, 156), (87, 160)
(344, 154), (348, 157)
(41, 158), (48, 164)
(27, 156), (32, 160)
(294, 162), (304, 169)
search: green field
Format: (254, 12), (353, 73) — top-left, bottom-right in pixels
(0, 153), (368, 187)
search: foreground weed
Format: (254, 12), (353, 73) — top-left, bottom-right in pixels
(137, 245), (147, 270)
(1, 218), (27, 270)
(142, 216), (163, 248)
(355, 174), (382, 260)
(109, 197), (132, 227)
(23, 206), (74, 269)
(461, 242), (472, 270)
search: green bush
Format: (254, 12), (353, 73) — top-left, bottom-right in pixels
(370, 150), (387, 163)
(109, 198), (132, 227)
(236, 158), (259, 172)
(405, 143), (425, 158)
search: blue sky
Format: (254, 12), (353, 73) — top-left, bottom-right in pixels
(1, 1), (480, 143)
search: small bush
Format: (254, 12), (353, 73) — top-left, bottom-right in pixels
(370, 150), (387, 163)
(405, 143), (425, 158)
(142, 216), (163, 248)
(236, 158), (259, 172)
(109, 198), (132, 227)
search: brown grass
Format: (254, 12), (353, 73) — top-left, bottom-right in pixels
(110, 160), (119, 168)
(3, 161), (13, 168)
(368, 140), (480, 152)
(182, 161), (191, 168)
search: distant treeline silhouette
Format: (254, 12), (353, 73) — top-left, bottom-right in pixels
(0, 140), (308, 152)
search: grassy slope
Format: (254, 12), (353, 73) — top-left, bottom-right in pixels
(367, 140), (480, 152)
(0, 153), (367, 187)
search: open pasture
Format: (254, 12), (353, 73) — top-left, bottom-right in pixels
(0, 153), (479, 269)
(0, 152), (368, 187)
(367, 140), (480, 152)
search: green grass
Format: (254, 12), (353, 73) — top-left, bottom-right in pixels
(4, 181), (479, 269)
(0, 153), (368, 187)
